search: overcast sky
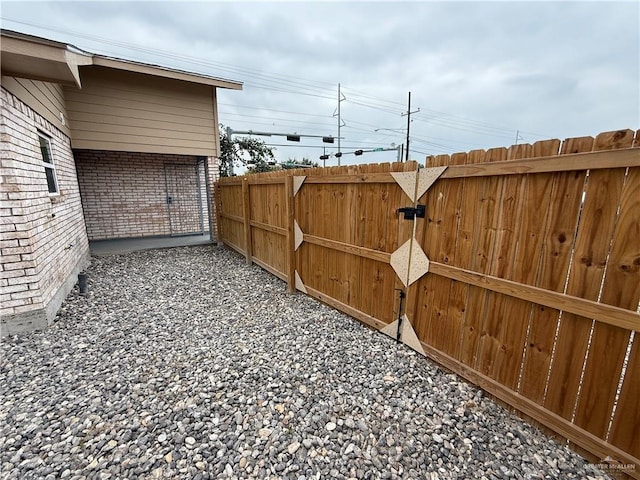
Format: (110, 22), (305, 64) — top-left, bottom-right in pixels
(2, 1), (639, 166)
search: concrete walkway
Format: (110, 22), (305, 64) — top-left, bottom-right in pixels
(89, 233), (213, 255)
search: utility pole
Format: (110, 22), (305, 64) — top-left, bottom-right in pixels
(337, 84), (342, 166)
(333, 83), (346, 166)
(401, 91), (420, 162)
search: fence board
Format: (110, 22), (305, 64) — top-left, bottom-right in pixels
(441, 147), (639, 178)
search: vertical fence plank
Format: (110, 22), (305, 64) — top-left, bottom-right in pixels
(242, 178), (252, 265)
(285, 175), (296, 293)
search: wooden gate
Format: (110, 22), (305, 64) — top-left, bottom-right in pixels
(292, 162), (419, 334)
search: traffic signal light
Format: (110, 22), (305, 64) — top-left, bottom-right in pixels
(286, 135), (301, 142)
(354, 150), (363, 156)
(319, 154), (329, 160)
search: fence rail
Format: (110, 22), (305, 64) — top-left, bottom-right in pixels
(216, 129), (640, 478)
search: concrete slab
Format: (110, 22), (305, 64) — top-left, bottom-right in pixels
(90, 233), (213, 256)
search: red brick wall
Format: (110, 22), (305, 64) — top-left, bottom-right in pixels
(74, 150), (214, 240)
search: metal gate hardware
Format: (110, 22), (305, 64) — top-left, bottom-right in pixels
(397, 204), (425, 220)
(395, 289), (405, 342)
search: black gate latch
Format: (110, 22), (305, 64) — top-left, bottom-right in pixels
(397, 204), (425, 220)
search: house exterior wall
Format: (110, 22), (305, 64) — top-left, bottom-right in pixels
(1, 75), (70, 136)
(63, 66), (218, 156)
(0, 86), (90, 335)
(75, 150), (216, 240)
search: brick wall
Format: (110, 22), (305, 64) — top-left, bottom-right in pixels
(75, 151), (214, 240)
(1, 87), (90, 334)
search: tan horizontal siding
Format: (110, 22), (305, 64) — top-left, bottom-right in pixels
(64, 66), (217, 156)
(65, 92), (213, 120)
(71, 139), (211, 156)
(1, 76), (69, 136)
(68, 111), (214, 135)
(71, 130), (215, 151)
(72, 120), (214, 143)
(63, 101), (214, 128)
(73, 80), (215, 112)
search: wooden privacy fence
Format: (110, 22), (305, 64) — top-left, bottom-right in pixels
(215, 129), (640, 477)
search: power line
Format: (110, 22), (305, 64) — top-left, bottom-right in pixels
(1, 17), (553, 148)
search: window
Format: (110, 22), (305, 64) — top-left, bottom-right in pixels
(38, 133), (59, 195)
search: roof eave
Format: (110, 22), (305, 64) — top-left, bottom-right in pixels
(1, 29), (243, 91)
(91, 56), (243, 90)
(0, 35), (91, 88)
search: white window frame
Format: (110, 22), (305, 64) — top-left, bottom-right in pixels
(38, 132), (59, 196)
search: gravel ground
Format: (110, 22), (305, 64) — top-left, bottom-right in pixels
(1, 246), (611, 480)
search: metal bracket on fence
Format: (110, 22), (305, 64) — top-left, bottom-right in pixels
(395, 289), (405, 343)
(397, 205), (425, 220)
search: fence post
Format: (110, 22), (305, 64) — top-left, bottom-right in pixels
(213, 183), (223, 245)
(242, 177), (252, 265)
(285, 174), (296, 293)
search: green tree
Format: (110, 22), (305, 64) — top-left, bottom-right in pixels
(281, 156), (319, 169)
(218, 124), (276, 176)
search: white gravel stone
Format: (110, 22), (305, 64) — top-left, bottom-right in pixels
(0, 246), (613, 480)
(287, 442), (300, 455)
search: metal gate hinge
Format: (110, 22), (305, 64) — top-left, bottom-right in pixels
(397, 204), (425, 220)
